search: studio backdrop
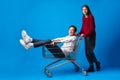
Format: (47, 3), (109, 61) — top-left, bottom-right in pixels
(0, 0), (120, 76)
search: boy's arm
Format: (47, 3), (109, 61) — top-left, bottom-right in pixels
(51, 39), (61, 46)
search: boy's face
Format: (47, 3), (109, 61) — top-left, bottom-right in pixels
(82, 7), (88, 15)
(69, 27), (75, 36)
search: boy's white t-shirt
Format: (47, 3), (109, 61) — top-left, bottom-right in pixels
(53, 36), (76, 56)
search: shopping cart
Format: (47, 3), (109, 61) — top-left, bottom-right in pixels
(42, 37), (87, 77)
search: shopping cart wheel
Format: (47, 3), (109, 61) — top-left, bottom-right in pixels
(82, 70), (87, 76)
(74, 67), (80, 72)
(44, 70), (52, 78)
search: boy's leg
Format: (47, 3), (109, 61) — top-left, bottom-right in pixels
(33, 39), (52, 48)
(20, 39), (52, 50)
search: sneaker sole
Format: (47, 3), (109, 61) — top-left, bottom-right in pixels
(20, 39), (29, 50)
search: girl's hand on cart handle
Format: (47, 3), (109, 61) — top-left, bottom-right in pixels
(80, 34), (84, 37)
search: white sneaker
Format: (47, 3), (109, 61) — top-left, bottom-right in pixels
(22, 30), (32, 43)
(19, 39), (31, 50)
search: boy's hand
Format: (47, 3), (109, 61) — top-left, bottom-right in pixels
(51, 41), (56, 46)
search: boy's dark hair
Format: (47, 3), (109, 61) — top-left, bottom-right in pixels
(69, 25), (77, 32)
(82, 5), (92, 15)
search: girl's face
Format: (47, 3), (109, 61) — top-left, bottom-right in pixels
(69, 27), (75, 36)
(82, 6), (88, 15)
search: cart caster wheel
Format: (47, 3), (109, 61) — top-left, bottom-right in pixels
(44, 70), (52, 78)
(82, 70), (87, 76)
(74, 67), (80, 72)
(47, 72), (52, 78)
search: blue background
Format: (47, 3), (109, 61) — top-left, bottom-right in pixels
(0, 0), (120, 79)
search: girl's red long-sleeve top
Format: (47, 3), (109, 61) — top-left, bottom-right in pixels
(78, 14), (96, 38)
